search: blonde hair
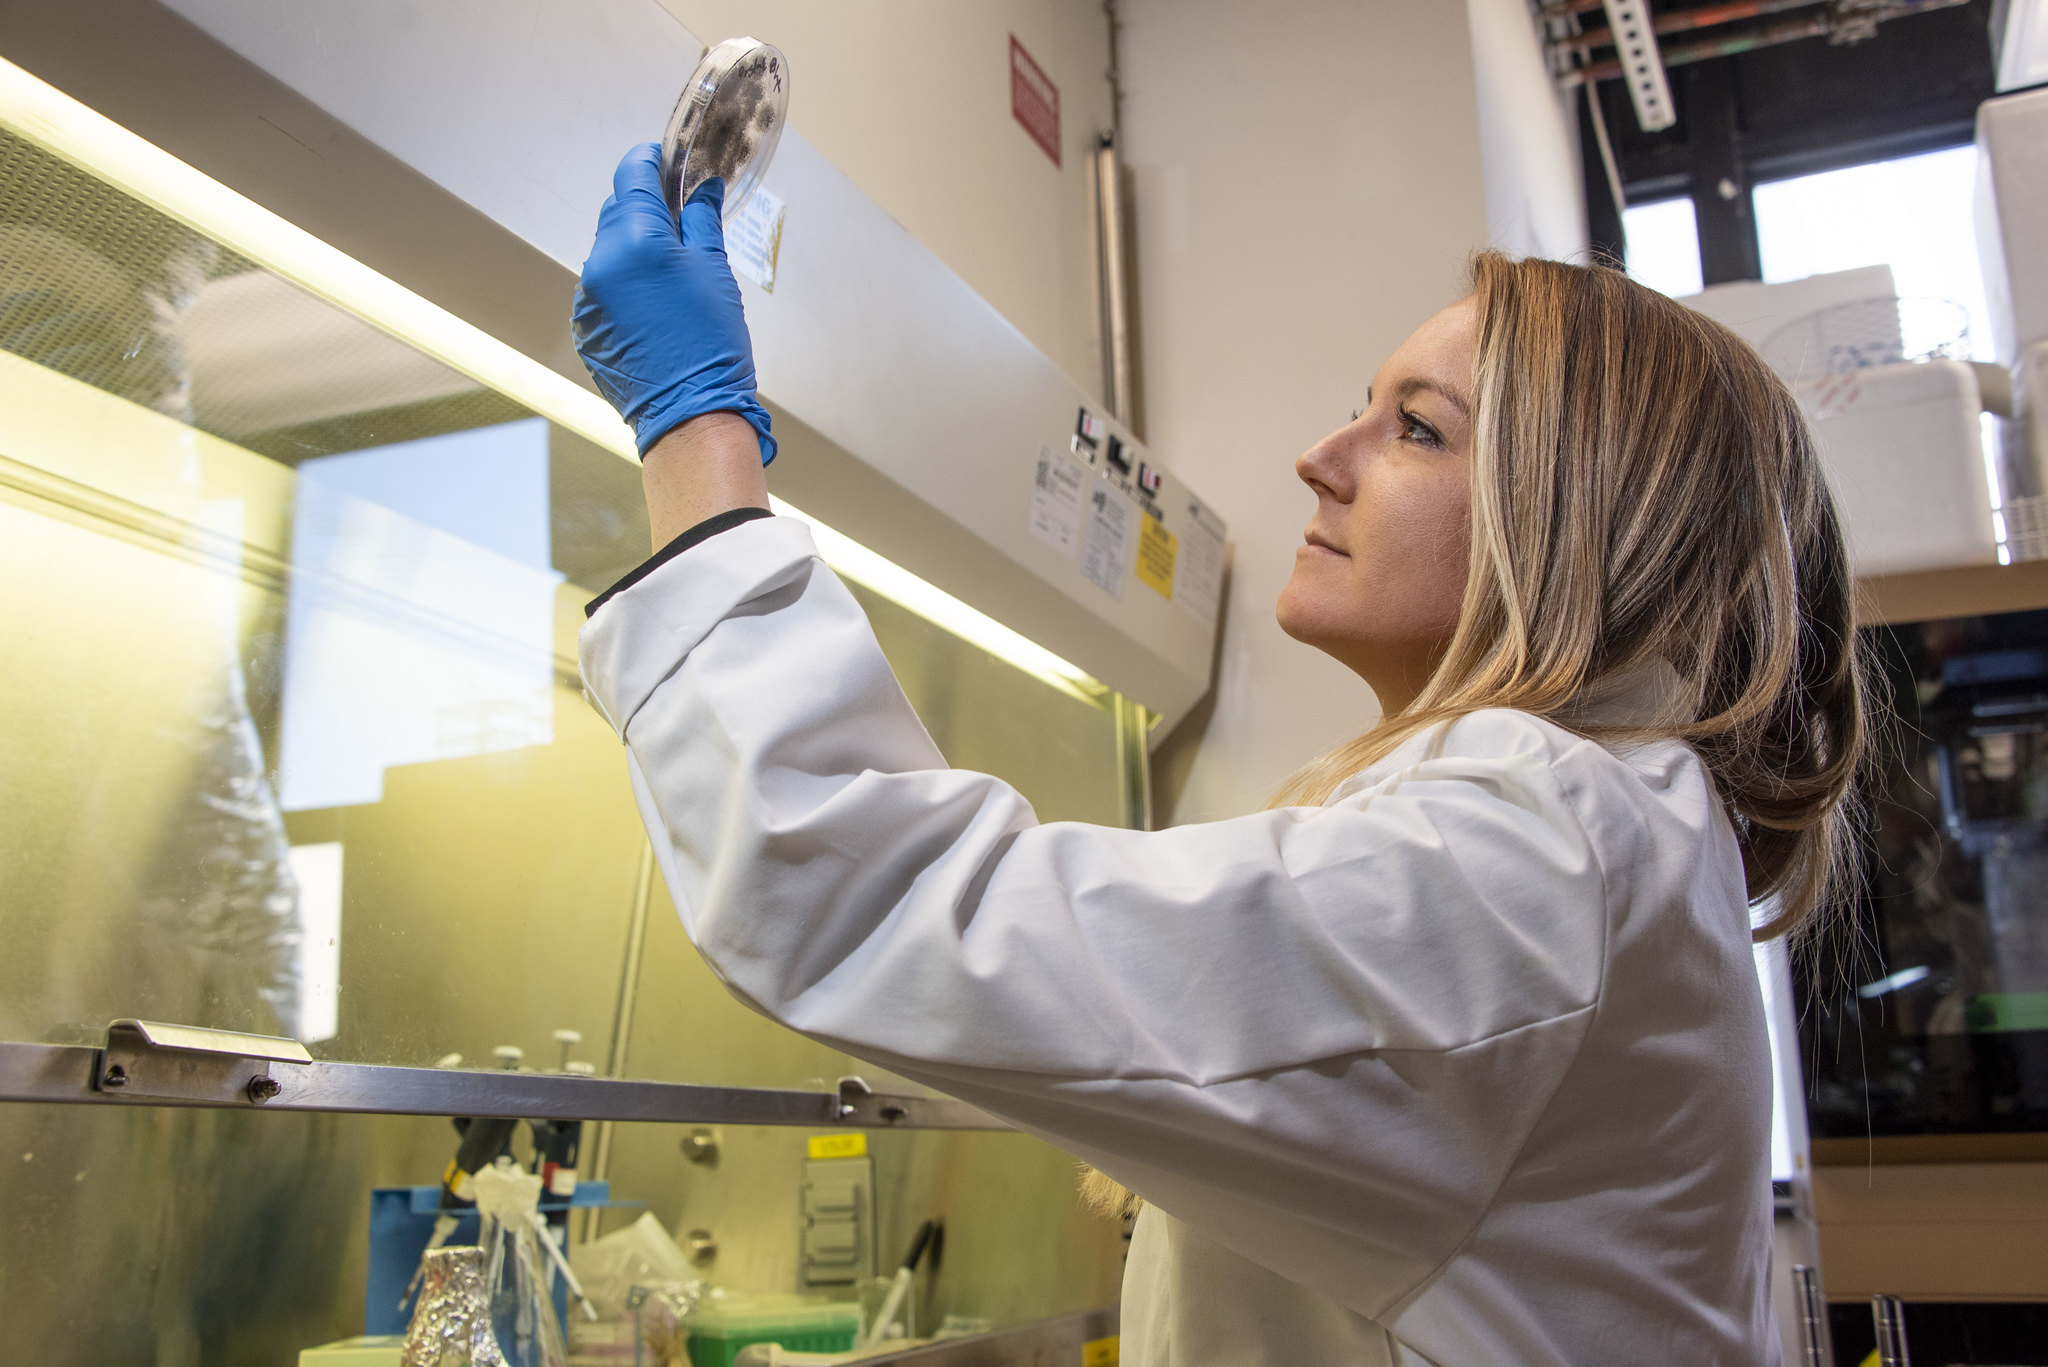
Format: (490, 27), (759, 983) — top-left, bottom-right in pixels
(1274, 252), (1869, 943)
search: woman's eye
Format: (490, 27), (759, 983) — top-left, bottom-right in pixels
(1351, 407), (1364, 422)
(1398, 407), (1443, 448)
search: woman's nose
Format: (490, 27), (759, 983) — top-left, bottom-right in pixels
(1296, 431), (1356, 501)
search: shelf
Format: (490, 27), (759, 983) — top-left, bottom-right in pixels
(1857, 559), (2048, 626)
(1811, 1133), (2048, 1166)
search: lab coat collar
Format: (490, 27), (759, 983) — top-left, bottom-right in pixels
(1323, 659), (1689, 806)
(1558, 657), (1690, 730)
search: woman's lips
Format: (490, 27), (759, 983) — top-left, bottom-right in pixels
(1303, 530), (1348, 557)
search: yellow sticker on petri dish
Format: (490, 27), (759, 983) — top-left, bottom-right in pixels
(1082, 1335), (1120, 1366)
(808, 1133), (868, 1160)
(1134, 516), (1177, 599)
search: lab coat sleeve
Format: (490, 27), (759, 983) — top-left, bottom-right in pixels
(580, 516), (1624, 1315)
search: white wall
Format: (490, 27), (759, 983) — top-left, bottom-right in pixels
(655, 0), (1115, 397)
(1467, 0), (1588, 261)
(1119, 0), (1495, 821)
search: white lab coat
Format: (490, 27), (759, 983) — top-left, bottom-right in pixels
(579, 516), (1779, 1367)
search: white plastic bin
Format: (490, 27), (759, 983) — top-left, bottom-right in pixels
(1796, 358), (1995, 577)
(1976, 86), (2048, 363)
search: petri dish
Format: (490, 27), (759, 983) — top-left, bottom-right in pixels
(660, 37), (789, 225)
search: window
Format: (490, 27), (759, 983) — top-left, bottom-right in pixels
(1622, 196), (1704, 298)
(1752, 145), (1993, 362)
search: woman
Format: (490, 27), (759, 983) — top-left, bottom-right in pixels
(572, 144), (1863, 1366)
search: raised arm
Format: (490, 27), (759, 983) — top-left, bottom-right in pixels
(572, 142), (1632, 1320)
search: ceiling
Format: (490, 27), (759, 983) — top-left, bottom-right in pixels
(1566, 0), (2001, 202)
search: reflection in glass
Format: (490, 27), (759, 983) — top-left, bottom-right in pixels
(1798, 609), (2048, 1138)
(0, 68), (1135, 1365)
(0, 116), (1132, 1065)
(279, 420), (562, 811)
(289, 841), (345, 1044)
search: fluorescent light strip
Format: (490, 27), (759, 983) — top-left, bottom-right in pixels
(773, 498), (1105, 706)
(0, 56), (626, 461)
(0, 55), (1108, 705)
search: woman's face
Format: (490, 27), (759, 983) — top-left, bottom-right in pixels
(1276, 296), (1476, 713)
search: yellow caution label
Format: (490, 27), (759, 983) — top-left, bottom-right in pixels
(1082, 1335), (1120, 1366)
(1135, 516), (1178, 599)
(808, 1133), (867, 1160)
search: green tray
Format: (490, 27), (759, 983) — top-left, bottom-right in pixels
(686, 1296), (860, 1367)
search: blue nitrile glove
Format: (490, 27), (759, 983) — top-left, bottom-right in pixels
(571, 142), (776, 463)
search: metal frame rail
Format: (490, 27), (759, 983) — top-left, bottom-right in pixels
(0, 1023), (1004, 1131)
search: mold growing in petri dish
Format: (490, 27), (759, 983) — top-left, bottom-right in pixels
(661, 40), (788, 223)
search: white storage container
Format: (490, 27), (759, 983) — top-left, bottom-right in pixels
(1680, 265), (1898, 359)
(1796, 358), (1995, 577)
(1976, 85), (2048, 364)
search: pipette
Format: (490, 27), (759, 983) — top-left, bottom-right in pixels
(861, 1219), (939, 1347)
(527, 1209), (599, 1321)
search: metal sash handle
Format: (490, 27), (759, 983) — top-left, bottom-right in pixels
(97, 1019), (311, 1104)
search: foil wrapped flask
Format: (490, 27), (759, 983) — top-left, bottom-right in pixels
(402, 1246), (506, 1367)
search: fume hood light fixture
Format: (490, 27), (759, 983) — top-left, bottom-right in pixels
(0, 55), (1111, 712)
(773, 497), (1108, 708)
(0, 55), (613, 461)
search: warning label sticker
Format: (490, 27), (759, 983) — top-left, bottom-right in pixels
(1081, 485), (1133, 599)
(807, 1133), (867, 1160)
(1135, 512), (1178, 599)
(1027, 443), (1085, 557)
(1175, 495), (1226, 626)
(1009, 35), (1062, 167)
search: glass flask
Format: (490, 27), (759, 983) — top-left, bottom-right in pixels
(403, 1246), (505, 1367)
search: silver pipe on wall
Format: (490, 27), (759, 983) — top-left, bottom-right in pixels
(1094, 130), (1133, 427)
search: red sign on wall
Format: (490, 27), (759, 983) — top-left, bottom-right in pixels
(1009, 35), (1061, 168)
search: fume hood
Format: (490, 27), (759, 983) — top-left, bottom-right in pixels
(0, 2), (1220, 1353)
